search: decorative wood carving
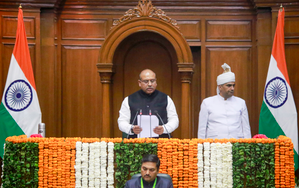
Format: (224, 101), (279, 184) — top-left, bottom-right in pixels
(96, 63), (114, 83)
(177, 63), (194, 83)
(112, 0), (179, 30)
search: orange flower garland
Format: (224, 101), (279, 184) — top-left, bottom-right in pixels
(172, 139), (179, 188)
(43, 140), (49, 188)
(166, 140), (173, 177)
(38, 141), (44, 187)
(63, 140), (70, 187)
(177, 139), (184, 188)
(182, 139), (189, 188)
(275, 140), (280, 187)
(275, 136), (295, 188)
(189, 140), (198, 188)
(3, 135), (296, 188)
(158, 139), (168, 174)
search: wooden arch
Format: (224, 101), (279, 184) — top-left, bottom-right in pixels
(97, 0), (194, 139)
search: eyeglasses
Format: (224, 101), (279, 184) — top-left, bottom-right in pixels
(140, 79), (156, 84)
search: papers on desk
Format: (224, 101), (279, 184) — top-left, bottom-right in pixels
(137, 115), (159, 138)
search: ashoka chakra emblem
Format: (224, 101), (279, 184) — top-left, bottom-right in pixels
(264, 77), (288, 108)
(5, 79), (33, 111)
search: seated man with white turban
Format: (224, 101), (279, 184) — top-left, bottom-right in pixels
(197, 63), (252, 139)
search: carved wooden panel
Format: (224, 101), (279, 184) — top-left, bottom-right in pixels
(61, 46), (102, 137)
(190, 47), (201, 138)
(177, 20), (201, 42)
(205, 47), (252, 99)
(206, 20), (252, 41)
(285, 16), (299, 39)
(285, 44), (299, 105)
(2, 16), (35, 39)
(61, 19), (107, 40)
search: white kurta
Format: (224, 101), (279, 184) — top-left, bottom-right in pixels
(198, 95), (251, 139)
(118, 96), (179, 135)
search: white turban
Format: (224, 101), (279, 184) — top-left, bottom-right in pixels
(216, 63), (235, 85)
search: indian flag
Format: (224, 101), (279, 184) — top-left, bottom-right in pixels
(0, 7), (41, 158)
(259, 8), (298, 170)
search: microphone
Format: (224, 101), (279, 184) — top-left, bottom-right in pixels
(127, 109), (139, 139)
(138, 109), (142, 138)
(149, 109), (152, 137)
(154, 111), (171, 139)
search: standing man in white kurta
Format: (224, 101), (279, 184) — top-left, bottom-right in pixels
(197, 63), (251, 139)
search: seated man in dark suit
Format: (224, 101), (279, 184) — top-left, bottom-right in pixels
(124, 154), (173, 188)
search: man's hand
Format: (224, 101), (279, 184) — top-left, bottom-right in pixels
(153, 126), (164, 135)
(132, 125), (142, 134)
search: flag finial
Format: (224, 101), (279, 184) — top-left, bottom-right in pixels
(19, 4), (22, 9)
(280, 4), (283, 12)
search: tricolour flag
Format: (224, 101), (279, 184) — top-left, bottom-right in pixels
(259, 8), (298, 170)
(0, 7), (41, 158)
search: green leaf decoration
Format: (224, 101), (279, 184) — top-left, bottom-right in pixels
(2, 141), (39, 187)
(232, 142), (275, 188)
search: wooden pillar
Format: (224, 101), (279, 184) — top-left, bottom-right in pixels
(97, 63), (114, 138)
(178, 63), (194, 139)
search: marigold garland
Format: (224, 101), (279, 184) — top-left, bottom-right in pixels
(275, 135), (295, 188)
(2, 135), (296, 188)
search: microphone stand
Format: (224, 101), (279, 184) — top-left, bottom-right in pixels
(138, 109), (142, 138)
(149, 109), (152, 138)
(126, 109), (139, 139)
(155, 111), (171, 139)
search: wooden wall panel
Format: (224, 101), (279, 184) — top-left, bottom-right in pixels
(61, 46), (102, 137)
(39, 11), (57, 137)
(205, 47), (255, 133)
(256, 9), (272, 136)
(206, 20), (252, 41)
(205, 47), (252, 98)
(2, 16), (35, 39)
(190, 47), (201, 138)
(61, 19), (108, 40)
(285, 44), (299, 113)
(285, 16), (299, 39)
(177, 20), (201, 42)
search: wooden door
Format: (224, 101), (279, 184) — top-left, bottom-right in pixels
(111, 31), (182, 138)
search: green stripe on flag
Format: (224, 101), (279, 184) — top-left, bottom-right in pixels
(0, 103), (24, 158)
(294, 150), (299, 172)
(259, 101), (298, 170)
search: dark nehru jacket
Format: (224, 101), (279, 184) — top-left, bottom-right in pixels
(124, 176), (173, 188)
(128, 90), (168, 138)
